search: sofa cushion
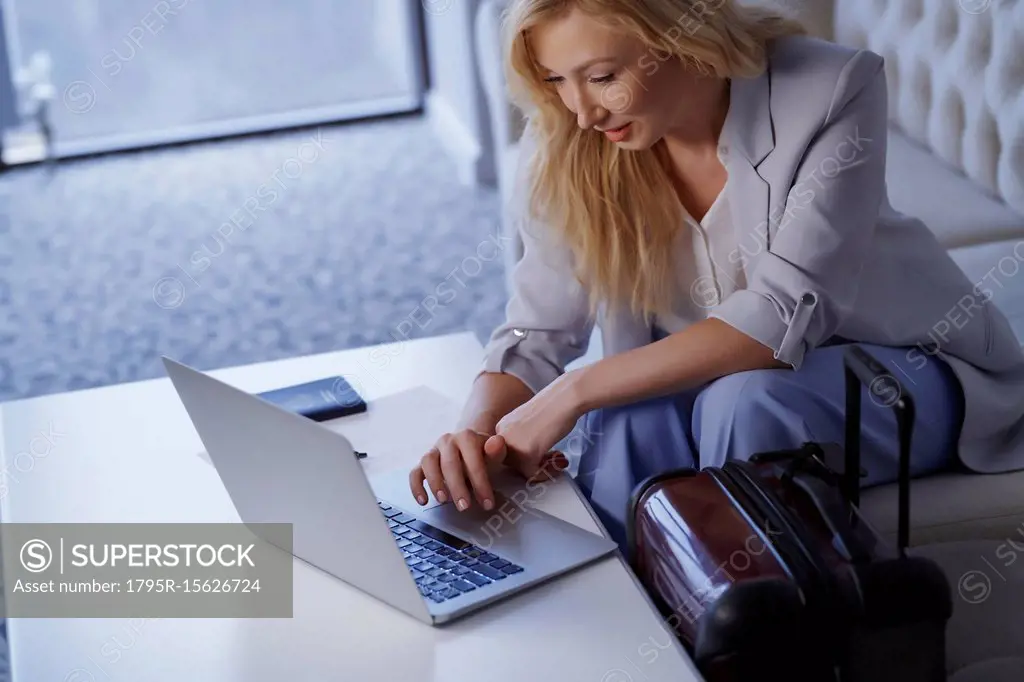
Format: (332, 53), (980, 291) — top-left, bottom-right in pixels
(886, 127), (1024, 249)
(835, 0), (1024, 215)
(948, 237), (1024, 342)
(909, 540), (1024, 675)
(859, 470), (1024, 546)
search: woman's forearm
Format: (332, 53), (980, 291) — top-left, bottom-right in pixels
(571, 318), (787, 414)
(456, 372), (535, 434)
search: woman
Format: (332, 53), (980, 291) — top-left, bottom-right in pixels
(409, 0), (1024, 550)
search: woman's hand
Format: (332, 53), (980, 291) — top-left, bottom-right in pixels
(408, 371), (586, 511)
(409, 428), (508, 512)
(494, 371), (585, 481)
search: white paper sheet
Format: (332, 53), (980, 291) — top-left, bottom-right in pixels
(321, 385), (460, 476)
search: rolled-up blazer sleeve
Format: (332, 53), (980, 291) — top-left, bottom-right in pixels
(479, 125), (596, 394)
(710, 51), (888, 370)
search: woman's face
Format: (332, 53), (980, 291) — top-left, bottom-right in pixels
(529, 6), (696, 150)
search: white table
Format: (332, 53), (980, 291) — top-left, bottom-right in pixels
(0, 332), (704, 682)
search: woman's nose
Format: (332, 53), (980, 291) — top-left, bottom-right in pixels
(577, 106), (605, 130)
(572, 88), (607, 130)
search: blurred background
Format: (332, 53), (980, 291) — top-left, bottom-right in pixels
(0, 0), (508, 403)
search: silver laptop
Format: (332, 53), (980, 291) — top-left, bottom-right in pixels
(161, 357), (617, 625)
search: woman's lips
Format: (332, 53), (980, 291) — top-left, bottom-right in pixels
(603, 122), (632, 142)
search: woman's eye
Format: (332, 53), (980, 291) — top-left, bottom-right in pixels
(590, 74), (615, 84)
(543, 76), (564, 86)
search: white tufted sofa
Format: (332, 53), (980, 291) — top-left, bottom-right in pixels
(820, 0), (1024, 540)
(833, 0), (1024, 324)
(474, 0), (1024, 676)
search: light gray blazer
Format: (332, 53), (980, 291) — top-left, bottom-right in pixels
(481, 35), (1024, 474)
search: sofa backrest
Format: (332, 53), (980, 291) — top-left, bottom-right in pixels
(833, 0), (1024, 214)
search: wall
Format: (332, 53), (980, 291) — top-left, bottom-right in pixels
(422, 0), (496, 187)
(0, 0), (20, 134)
(374, 0), (426, 100)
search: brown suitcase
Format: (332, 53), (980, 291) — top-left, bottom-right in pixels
(625, 345), (952, 682)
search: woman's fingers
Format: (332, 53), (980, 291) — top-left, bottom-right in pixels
(420, 447), (448, 504)
(514, 450), (569, 483)
(439, 435), (474, 511)
(408, 465), (429, 506)
(411, 431), (564, 512)
(457, 432), (496, 510)
(542, 451), (570, 479)
(483, 434), (507, 463)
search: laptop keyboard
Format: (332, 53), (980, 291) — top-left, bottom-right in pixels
(376, 499), (525, 604)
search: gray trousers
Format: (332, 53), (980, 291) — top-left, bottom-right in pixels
(564, 343), (964, 551)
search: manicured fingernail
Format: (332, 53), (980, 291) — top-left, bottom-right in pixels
(416, 495), (427, 505)
(457, 498), (469, 511)
(483, 499), (494, 511)
(436, 490), (447, 503)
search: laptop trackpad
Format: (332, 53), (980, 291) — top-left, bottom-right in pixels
(369, 466), (566, 561)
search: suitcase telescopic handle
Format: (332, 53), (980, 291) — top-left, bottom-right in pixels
(843, 345), (916, 555)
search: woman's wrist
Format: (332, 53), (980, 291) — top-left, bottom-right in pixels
(458, 409), (501, 435)
(563, 365), (599, 417)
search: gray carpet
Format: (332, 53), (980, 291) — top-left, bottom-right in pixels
(0, 114), (508, 402)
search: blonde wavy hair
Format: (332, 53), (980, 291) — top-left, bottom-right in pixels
(503, 0), (806, 323)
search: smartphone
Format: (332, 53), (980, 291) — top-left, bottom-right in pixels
(256, 376), (368, 422)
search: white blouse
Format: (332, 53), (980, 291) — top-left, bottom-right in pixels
(652, 157), (746, 339)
